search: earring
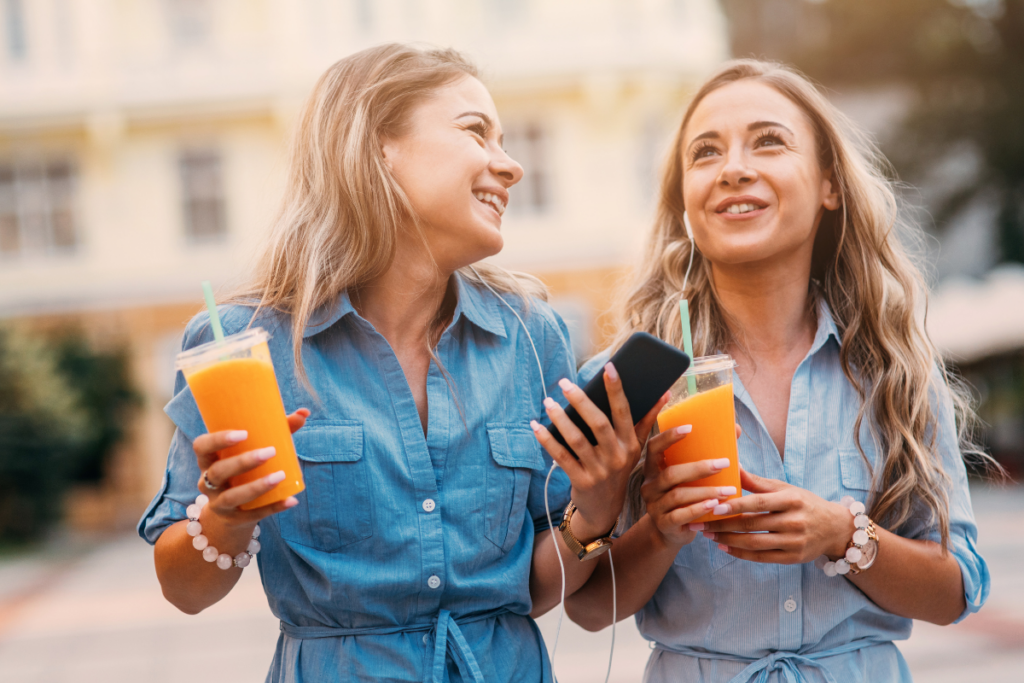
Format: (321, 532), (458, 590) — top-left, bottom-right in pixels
(683, 211), (694, 240)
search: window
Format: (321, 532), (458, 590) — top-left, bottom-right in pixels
(165, 0), (211, 48)
(0, 160), (77, 258)
(179, 149), (227, 242)
(503, 123), (551, 215)
(4, 0), (26, 61)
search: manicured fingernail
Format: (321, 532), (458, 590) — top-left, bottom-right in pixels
(718, 486), (737, 496)
(675, 425), (692, 436)
(543, 397), (557, 410)
(604, 362), (619, 381)
(713, 504), (730, 516)
(266, 471), (286, 485)
(718, 544), (730, 553)
(227, 430), (248, 443)
(712, 458), (731, 470)
(530, 420), (542, 432)
(254, 447), (276, 461)
(703, 499), (719, 510)
(558, 378), (576, 393)
(703, 531), (716, 540)
(284, 497), (298, 508)
(688, 523), (704, 531)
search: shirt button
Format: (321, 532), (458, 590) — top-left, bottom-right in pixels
(422, 498), (436, 512)
(422, 633), (429, 644)
(427, 575), (441, 589)
(784, 597), (797, 613)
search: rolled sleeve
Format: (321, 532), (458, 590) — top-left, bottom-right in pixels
(905, 370), (991, 622)
(136, 315), (216, 545)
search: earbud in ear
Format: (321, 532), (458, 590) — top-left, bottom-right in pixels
(683, 211), (694, 240)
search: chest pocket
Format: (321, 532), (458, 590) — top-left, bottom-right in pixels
(839, 446), (877, 494)
(277, 420), (372, 552)
(484, 423), (546, 553)
(674, 535), (737, 573)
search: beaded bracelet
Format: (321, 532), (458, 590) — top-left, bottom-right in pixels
(185, 494), (262, 570)
(816, 495), (873, 577)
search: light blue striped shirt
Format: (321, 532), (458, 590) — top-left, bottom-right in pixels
(579, 300), (989, 683)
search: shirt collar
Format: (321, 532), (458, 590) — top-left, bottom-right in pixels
(449, 272), (508, 339)
(811, 296), (842, 353)
(301, 272), (507, 339)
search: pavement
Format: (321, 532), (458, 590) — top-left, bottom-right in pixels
(0, 482), (1021, 683)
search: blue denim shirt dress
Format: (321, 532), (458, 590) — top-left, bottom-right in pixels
(138, 274), (576, 683)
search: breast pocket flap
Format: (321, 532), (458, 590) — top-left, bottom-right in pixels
(839, 447), (874, 491)
(293, 421), (364, 463)
(486, 423), (546, 470)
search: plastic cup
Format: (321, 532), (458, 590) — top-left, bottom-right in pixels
(175, 328), (304, 510)
(656, 354), (741, 523)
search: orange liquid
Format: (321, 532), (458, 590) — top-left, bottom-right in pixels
(186, 355), (304, 510)
(657, 383), (740, 523)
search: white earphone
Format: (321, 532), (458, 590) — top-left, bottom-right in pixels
(469, 266), (617, 683)
(682, 211), (696, 293)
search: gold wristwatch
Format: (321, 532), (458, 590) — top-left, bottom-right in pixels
(559, 501), (616, 561)
(848, 521), (879, 575)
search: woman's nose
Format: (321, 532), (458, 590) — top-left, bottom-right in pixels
(717, 148), (757, 187)
(491, 146), (524, 186)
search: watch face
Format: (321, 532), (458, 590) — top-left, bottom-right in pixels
(857, 539), (878, 569)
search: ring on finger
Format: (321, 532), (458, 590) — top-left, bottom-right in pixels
(202, 470), (219, 491)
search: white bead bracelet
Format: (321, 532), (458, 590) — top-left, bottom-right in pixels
(186, 494), (262, 570)
(815, 495), (872, 577)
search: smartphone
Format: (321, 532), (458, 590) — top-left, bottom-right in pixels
(549, 332), (691, 459)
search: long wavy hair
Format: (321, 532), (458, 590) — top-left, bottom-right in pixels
(229, 44), (545, 389)
(616, 59), (989, 549)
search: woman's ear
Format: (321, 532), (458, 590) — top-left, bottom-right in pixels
(822, 167), (841, 212)
(380, 136), (397, 171)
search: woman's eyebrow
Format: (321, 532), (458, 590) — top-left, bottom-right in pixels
(456, 111), (492, 128)
(748, 120), (795, 136)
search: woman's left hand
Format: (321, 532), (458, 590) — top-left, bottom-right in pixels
(531, 362), (667, 543)
(697, 468), (854, 564)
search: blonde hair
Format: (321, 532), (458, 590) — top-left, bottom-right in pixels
(230, 44), (545, 390)
(616, 59), (990, 548)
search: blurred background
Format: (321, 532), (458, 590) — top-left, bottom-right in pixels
(0, 1), (1021, 682)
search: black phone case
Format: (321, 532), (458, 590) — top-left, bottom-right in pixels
(549, 332), (690, 459)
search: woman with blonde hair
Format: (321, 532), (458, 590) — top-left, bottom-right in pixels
(138, 44), (659, 682)
(559, 59), (991, 682)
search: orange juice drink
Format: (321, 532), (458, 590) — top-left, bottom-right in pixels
(656, 355), (740, 523)
(176, 328), (304, 510)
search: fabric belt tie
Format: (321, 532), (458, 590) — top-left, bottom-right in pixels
(653, 638), (879, 683)
(280, 608), (501, 683)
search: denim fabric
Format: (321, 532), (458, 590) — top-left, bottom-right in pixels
(138, 273), (575, 683)
(579, 300), (989, 683)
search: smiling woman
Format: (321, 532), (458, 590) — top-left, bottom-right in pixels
(564, 59), (992, 683)
(137, 44), (656, 683)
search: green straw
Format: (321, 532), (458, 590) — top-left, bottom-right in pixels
(202, 280), (225, 345)
(679, 299), (698, 395)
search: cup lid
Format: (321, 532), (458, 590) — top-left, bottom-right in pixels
(683, 353), (736, 376)
(174, 327), (270, 371)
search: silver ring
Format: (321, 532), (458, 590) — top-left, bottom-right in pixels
(202, 470), (219, 491)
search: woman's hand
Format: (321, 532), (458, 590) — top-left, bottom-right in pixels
(530, 363), (665, 542)
(640, 425), (735, 549)
(697, 468), (853, 564)
(192, 409), (310, 540)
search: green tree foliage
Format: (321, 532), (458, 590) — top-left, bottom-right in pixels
(0, 328), (140, 543)
(721, 0), (1024, 263)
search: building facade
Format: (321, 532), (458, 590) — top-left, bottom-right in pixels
(0, 0), (728, 527)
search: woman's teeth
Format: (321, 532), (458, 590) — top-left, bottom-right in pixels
(725, 203), (761, 214)
(474, 191), (506, 216)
